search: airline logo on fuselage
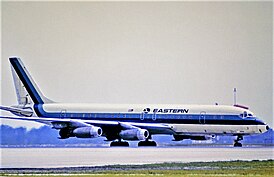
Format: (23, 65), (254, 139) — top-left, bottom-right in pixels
(143, 108), (189, 114)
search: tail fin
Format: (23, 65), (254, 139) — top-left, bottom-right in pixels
(9, 57), (54, 104)
(11, 65), (32, 106)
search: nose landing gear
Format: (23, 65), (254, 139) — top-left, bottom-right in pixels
(234, 135), (243, 147)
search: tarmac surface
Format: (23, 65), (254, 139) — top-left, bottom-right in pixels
(1, 147), (273, 168)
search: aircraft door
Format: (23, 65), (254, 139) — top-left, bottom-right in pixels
(60, 109), (67, 119)
(152, 113), (157, 121)
(140, 108), (150, 121)
(140, 113), (150, 120)
(140, 113), (145, 120)
(199, 111), (206, 124)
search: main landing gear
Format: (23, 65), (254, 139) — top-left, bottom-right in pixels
(110, 138), (129, 147)
(109, 140), (157, 147)
(234, 135), (243, 147)
(138, 140), (157, 147)
(110, 140), (129, 147)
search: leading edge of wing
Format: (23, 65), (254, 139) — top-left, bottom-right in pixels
(0, 116), (173, 134)
(0, 115), (119, 127)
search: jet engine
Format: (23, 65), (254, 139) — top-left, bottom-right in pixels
(73, 126), (103, 138)
(119, 129), (149, 140)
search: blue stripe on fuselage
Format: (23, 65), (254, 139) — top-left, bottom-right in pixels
(35, 105), (264, 125)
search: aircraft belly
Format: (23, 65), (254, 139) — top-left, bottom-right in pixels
(170, 124), (264, 135)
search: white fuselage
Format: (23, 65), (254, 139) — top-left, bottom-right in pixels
(36, 103), (268, 135)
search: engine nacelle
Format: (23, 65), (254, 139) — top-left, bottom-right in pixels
(119, 129), (149, 140)
(73, 126), (103, 138)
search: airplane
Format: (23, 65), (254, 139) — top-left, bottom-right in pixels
(0, 57), (270, 147)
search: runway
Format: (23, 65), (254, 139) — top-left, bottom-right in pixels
(1, 147), (273, 168)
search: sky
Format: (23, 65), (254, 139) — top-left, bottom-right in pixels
(1, 1), (273, 129)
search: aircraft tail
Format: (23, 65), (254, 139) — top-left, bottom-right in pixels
(9, 57), (54, 104)
(11, 65), (32, 106)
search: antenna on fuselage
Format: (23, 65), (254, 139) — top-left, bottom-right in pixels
(233, 88), (249, 109)
(233, 88), (237, 105)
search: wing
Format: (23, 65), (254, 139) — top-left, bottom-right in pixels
(0, 115), (175, 138)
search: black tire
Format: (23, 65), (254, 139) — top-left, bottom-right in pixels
(110, 141), (129, 147)
(138, 141), (157, 147)
(234, 142), (243, 147)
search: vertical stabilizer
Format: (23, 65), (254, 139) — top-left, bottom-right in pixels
(9, 57), (53, 104)
(11, 66), (32, 106)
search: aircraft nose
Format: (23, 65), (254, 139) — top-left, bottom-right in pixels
(255, 118), (266, 125)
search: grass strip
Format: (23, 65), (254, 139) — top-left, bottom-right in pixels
(1, 160), (273, 177)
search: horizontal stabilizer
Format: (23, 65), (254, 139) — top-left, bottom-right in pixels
(0, 105), (33, 117)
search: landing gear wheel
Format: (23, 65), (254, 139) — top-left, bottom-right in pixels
(138, 141), (157, 147)
(110, 141), (129, 147)
(234, 142), (242, 147)
(234, 135), (243, 147)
